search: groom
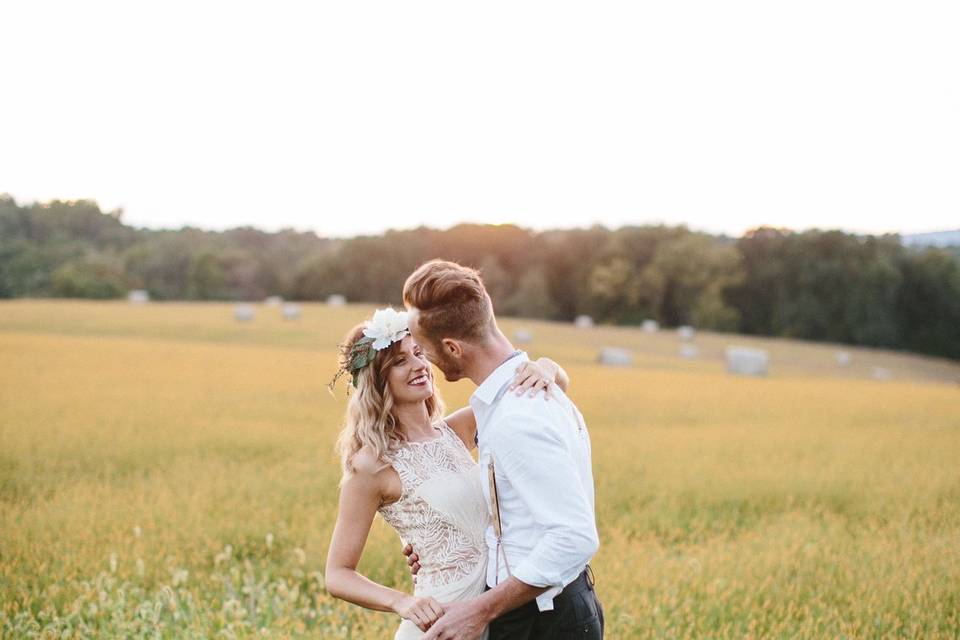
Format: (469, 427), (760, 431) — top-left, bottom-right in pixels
(402, 259), (604, 640)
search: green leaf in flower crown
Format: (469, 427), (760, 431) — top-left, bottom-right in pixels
(350, 353), (366, 371)
(350, 342), (374, 370)
(344, 336), (377, 388)
(351, 338), (370, 352)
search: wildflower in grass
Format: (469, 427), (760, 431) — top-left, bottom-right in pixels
(172, 568), (189, 586)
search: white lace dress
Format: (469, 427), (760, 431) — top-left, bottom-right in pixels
(379, 420), (490, 640)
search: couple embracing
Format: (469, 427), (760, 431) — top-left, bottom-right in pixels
(325, 259), (604, 640)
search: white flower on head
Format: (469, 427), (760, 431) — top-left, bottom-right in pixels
(363, 307), (410, 350)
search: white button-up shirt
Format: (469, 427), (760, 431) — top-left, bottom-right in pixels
(469, 351), (599, 612)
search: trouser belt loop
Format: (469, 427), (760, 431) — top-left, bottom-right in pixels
(561, 567), (594, 596)
(585, 563), (596, 590)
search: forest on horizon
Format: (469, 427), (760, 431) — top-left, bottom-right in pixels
(1, 194), (958, 360)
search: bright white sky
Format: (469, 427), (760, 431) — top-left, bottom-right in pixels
(2, 1), (958, 238)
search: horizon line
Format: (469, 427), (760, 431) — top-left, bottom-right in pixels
(3, 192), (957, 241)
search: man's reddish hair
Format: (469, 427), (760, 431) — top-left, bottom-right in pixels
(402, 259), (494, 343)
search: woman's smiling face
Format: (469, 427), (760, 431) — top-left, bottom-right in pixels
(385, 335), (434, 404)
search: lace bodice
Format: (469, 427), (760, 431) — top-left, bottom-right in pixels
(379, 421), (489, 592)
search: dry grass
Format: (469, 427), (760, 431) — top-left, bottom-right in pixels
(1, 300), (959, 638)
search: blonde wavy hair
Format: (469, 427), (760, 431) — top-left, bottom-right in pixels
(334, 322), (446, 478)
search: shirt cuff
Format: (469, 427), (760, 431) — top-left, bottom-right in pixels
(511, 559), (563, 592)
(535, 587), (562, 612)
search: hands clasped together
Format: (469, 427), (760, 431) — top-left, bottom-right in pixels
(398, 544), (488, 640)
(393, 591), (444, 633)
(397, 543), (442, 631)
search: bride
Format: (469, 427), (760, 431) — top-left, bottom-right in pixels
(324, 308), (570, 639)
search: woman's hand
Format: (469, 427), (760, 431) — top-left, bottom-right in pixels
(509, 358), (560, 399)
(393, 594), (445, 632)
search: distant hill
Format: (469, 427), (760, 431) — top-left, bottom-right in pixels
(901, 230), (960, 248)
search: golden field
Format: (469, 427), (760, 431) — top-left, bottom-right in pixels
(1, 300), (959, 639)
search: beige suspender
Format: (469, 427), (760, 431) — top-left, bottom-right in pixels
(487, 456), (511, 584)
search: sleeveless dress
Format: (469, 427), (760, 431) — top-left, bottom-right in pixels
(379, 420), (490, 640)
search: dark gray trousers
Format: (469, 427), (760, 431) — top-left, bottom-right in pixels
(486, 568), (604, 639)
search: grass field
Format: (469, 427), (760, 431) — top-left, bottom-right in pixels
(2, 300), (959, 639)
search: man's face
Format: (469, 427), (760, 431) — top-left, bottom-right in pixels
(407, 308), (465, 382)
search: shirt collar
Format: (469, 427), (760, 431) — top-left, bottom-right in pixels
(471, 350), (528, 406)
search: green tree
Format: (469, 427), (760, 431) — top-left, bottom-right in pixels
(501, 267), (559, 319)
(651, 233), (743, 329)
(187, 252), (227, 299)
(50, 254), (129, 299)
(896, 248), (960, 359)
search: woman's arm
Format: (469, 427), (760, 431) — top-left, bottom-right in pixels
(546, 357), (571, 392)
(508, 357), (570, 397)
(444, 407), (478, 451)
(324, 454), (444, 631)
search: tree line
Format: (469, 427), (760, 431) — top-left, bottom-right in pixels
(1, 194), (958, 360)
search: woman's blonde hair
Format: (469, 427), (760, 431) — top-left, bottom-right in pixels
(334, 322), (446, 477)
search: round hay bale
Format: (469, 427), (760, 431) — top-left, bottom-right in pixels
(597, 347), (633, 367)
(574, 315), (594, 329)
(725, 346), (769, 377)
(679, 344), (699, 359)
(870, 366), (892, 381)
(514, 329), (533, 344)
(234, 304), (255, 322)
(127, 289), (150, 304)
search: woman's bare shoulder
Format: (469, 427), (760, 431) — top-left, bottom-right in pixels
(345, 446), (402, 506)
(349, 445), (393, 476)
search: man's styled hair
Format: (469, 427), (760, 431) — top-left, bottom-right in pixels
(402, 259), (495, 343)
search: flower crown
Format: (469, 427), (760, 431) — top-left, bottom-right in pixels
(328, 307), (410, 393)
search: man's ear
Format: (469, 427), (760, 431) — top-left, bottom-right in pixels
(441, 338), (463, 358)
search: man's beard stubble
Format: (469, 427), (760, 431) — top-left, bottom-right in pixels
(434, 349), (464, 382)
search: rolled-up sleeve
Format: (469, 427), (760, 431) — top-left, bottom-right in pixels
(490, 409), (599, 589)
